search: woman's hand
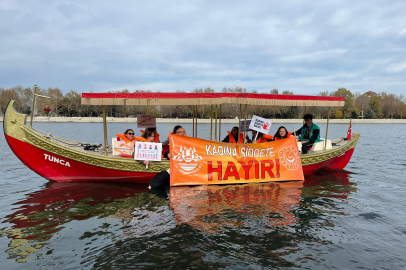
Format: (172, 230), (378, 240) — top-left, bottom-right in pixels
(167, 153), (172, 159)
(143, 160), (149, 165)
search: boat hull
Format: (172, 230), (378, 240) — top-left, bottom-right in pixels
(4, 100), (360, 183)
(5, 134), (158, 182)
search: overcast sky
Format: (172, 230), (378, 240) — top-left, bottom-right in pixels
(1, 0), (405, 95)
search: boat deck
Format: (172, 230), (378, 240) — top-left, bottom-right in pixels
(33, 129), (116, 157)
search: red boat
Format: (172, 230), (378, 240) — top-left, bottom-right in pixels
(3, 90), (360, 183)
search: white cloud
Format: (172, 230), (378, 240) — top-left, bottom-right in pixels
(386, 62), (406, 73)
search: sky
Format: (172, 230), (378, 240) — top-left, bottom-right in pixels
(1, 0), (405, 95)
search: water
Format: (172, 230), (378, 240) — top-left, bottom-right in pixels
(1, 122), (406, 269)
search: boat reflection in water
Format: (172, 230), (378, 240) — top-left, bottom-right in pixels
(303, 170), (358, 199)
(2, 170), (358, 267)
(169, 181), (304, 234)
(1, 182), (160, 263)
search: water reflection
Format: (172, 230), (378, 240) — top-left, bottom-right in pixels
(88, 171), (358, 268)
(2, 170), (358, 268)
(303, 170), (358, 199)
(170, 182), (303, 234)
(1, 182), (165, 263)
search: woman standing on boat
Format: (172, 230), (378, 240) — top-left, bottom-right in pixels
(295, 114), (320, 154)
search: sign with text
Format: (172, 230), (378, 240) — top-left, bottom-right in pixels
(249, 115), (272, 134)
(137, 114), (156, 128)
(169, 135), (303, 186)
(134, 141), (162, 162)
(240, 120), (252, 131)
(112, 139), (134, 157)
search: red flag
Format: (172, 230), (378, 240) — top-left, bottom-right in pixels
(346, 124), (352, 140)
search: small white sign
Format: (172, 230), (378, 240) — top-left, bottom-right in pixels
(137, 114), (156, 128)
(134, 141), (162, 162)
(249, 115), (272, 134)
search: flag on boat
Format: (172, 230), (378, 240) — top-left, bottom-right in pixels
(169, 136), (304, 186)
(347, 123), (352, 141)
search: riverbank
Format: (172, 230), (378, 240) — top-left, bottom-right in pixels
(1, 116), (405, 124)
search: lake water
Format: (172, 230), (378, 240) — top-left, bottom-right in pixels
(1, 122), (406, 269)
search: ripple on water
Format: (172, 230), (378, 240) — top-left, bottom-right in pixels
(358, 212), (382, 220)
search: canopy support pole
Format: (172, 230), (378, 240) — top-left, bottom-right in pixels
(244, 104), (247, 143)
(238, 104), (242, 143)
(219, 104), (222, 141)
(324, 107), (331, 150)
(29, 84), (37, 129)
(103, 105), (108, 156)
(195, 105), (198, 138)
(210, 105), (213, 141)
(303, 105), (307, 126)
(215, 105), (218, 142)
(192, 106), (195, 137)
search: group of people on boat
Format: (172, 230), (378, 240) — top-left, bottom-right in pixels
(118, 113), (320, 159)
(222, 126), (292, 144)
(120, 128), (158, 144)
(117, 114), (321, 189)
(221, 114), (320, 154)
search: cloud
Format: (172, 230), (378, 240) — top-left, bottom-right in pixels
(1, 0), (406, 96)
(386, 62), (406, 73)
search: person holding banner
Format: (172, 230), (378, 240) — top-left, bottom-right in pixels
(164, 126), (187, 159)
(149, 126), (187, 189)
(295, 114), (320, 154)
(222, 127), (243, 143)
(162, 125), (186, 145)
(272, 126), (292, 141)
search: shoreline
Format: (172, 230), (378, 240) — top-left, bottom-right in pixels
(1, 116), (405, 124)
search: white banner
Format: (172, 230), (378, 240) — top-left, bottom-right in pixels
(134, 142), (162, 162)
(249, 115), (272, 134)
(137, 114), (156, 128)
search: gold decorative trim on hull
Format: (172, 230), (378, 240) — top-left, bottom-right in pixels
(301, 134), (360, 166)
(22, 127), (170, 172)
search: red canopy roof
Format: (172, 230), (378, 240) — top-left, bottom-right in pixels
(81, 92), (344, 107)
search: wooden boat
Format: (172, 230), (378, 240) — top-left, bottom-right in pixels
(3, 91), (360, 183)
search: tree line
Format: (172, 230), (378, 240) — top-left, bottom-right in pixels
(1, 86), (405, 119)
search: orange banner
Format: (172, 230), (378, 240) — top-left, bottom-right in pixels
(169, 136), (303, 186)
